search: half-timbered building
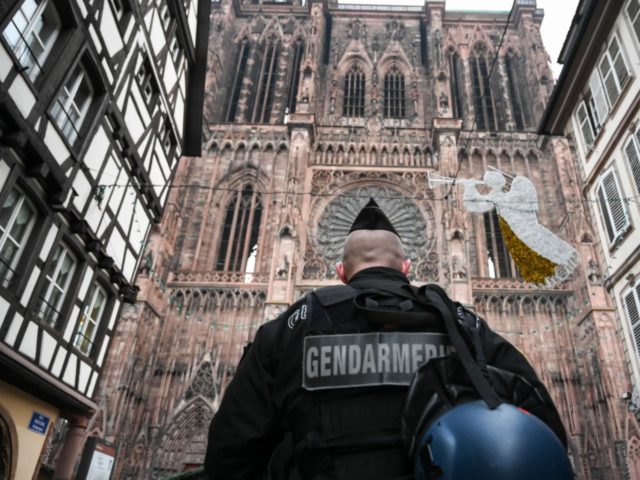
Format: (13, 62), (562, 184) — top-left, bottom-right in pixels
(0, 0), (210, 477)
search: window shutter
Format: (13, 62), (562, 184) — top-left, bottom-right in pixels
(589, 69), (609, 125)
(624, 289), (640, 358)
(577, 102), (594, 147)
(628, 132), (640, 194)
(599, 53), (620, 106)
(598, 169), (629, 242)
(597, 183), (616, 241)
(609, 36), (630, 90)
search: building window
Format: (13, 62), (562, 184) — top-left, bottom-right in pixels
(596, 168), (630, 244)
(343, 63), (365, 117)
(226, 39), (250, 122)
(0, 187), (36, 288)
(169, 36), (182, 66)
(286, 39), (304, 114)
(624, 129), (640, 195)
(504, 54), (527, 130)
(159, 117), (176, 156)
(136, 57), (159, 109)
(73, 285), (107, 355)
(2, 0), (61, 81)
(38, 244), (77, 328)
(51, 63), (94, 144)
(383, 65), (405, 119)
(576, 97), (599, 149)
(624, 281), (640, 362)
(598, 34), (629, 108)
(159, 3), (172, 31)
(627, 0), (640, 43)
(109, 0), (130, 23)
(470, 44), (498, 131)
(448, 52), (463, 119)
(576, 34), (630, 152)
(252, 39), (280, 124)
(483, 211), (513, 278)
(216, 184), (262, 272)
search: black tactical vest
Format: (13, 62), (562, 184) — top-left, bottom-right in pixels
(286, 284), (446, 480)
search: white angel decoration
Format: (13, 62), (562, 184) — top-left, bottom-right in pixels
(430, 170), (579, 286)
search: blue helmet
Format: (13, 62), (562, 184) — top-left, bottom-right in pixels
(415, 400), (573, 480)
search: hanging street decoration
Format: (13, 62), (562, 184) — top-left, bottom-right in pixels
(429, 169), (579, 286)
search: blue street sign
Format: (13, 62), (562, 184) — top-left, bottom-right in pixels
(28, 412), (50, 435)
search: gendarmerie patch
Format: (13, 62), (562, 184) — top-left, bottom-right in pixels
(302, 332), (454, 390)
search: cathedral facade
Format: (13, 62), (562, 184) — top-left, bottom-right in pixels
(96, 0), (640, 478)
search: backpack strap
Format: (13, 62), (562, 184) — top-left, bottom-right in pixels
(416, 284), (502, 410)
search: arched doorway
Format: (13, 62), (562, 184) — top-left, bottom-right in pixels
(0, 410), (16, 480)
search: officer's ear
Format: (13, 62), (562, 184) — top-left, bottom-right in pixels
(336, 262), (348, 284)
(401, 259), (411, 275)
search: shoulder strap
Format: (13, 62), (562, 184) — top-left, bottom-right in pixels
(417, 284), (502, 409)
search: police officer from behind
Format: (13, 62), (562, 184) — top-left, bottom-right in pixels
(204, 199), (566, 480)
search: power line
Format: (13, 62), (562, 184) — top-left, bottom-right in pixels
(444, 0), (516, 201)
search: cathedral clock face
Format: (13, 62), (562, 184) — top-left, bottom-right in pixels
(316, 186), (431, 268)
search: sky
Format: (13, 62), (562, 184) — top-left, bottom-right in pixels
(342, 0), (580, 79)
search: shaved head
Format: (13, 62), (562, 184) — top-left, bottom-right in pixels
(337, 230), (410, 282)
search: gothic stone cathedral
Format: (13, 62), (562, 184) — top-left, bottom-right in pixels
(93, 0), (640, 478)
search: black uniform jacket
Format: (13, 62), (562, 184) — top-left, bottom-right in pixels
(204, 267), (567, 480)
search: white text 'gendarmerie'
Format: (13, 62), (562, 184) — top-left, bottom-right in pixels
(302, 332), (454, 390)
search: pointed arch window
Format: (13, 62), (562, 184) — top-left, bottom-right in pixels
(252, 38), (280, 123)
(343, 63), (365, 117)
(470, 44), (498, 131)
(226, 39), (250, 122)
(383, 65), (405, 118)
(448, 51), (463, 119)
(483, 211), (513, 278)
(504, 53), (527, 130)
(286, 38), (304, 114)
(216, 184), (263, 272)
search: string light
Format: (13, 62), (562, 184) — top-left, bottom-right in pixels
(94, 181), (640, 211)
(493, 310), (582, 338)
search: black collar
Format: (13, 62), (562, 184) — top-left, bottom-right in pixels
(347, 267), (410, 289)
